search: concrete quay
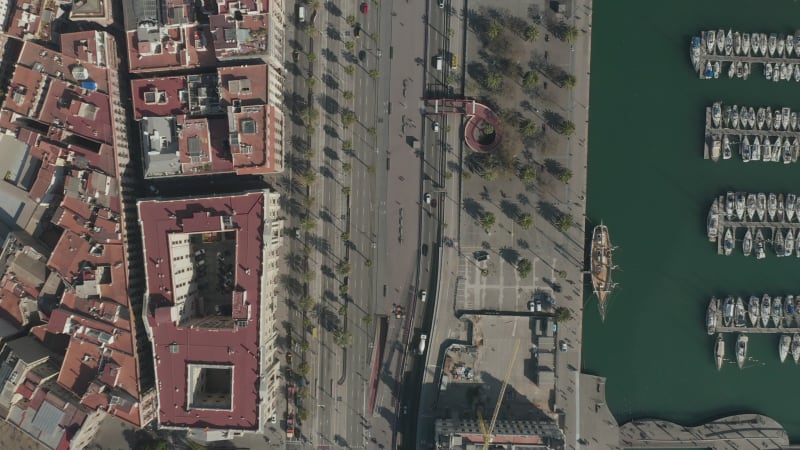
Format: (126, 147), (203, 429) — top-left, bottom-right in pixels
(619, 414), (789, 449)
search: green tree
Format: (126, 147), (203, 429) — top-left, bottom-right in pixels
(338, 305), (348, 316)
(301, 270), (315, 282)
(300, 215), (317, 231)
(523, 25), (539, 42)
(519, 165), (537, 183)
(367, 127), (378, 137)
(341, 186), (352, 195)
(339, 284), (349, 294)
(362, 314), (373, 325)
(300, 341), (310, 352)
(521, 120), (537, 137)
(299, 170), (317, 186)
(345, 41), (355, 52)
(560, 121), (576, 136)
(300, 106), (320, 125)
(341, 110), (357, 128)
(516, 213), (533, 230)
(306, 25), (319, 37)
(346, 15), (356, 26)
(341, 231), (350, 241)
(447, 28), (455, 38)
(368, 69), (380, 79)
(558, 168), (573, 183)
(564, 26), (578, 44)
(487, 19), (502, 40)
(307, 52), (317, 63)
(482, 124), (495, 135)
(342, 162), (352, 172)
(556, 213), (574, 231)
(299, 295), (315, 312)
(333, 328), (353, 347)
(485, 71), (502, 91)
(298, 408), (309, 422)
(364, 259), (373, 267)
(554, 306), (573, 322)
(522, 71), (538, 89)
(370, 32), (380, 42)
(297, 361), (310, 376)
(336, 260), (351, 275)
(343, 90), (354, 101)
(562, 74), (576, 89)
(479, 212), (496, 231)
(516, 258), (533, 278)
(342, 140), (353, 153)
(305, 76), (317, 89)
(344, 64), (355, 75)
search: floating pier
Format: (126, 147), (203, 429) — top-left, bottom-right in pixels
(709, 193), (800, 256)
(702, 106), (800, 160)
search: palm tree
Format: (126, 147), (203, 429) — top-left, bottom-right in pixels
(555, 213), (574, 231)
(368, 69), (380, 79)
(298, 170), (317, 186)
(345, 41), (355, 52)
(367, 127), (378, 137)
(523, 25), (539, 42)
(341, 231), (350, 241)
(300, 215), (317, 231)
(342, 162), (352, 173)
(519, 165), (537, 183)
(522, 71), (538, 89)
(479, 212), (496, 231)
(516, 213), (533, 230)
(516, 258), (532, 278)
(299, 106), (319, 125)
(305, 76), (316, 89)
(297, 362), (310, 376)
(521, 120), (537, 137)
(299, 295), (315, 312)
(333, 328), (353, 347)
(562, 75), (576, 89)
(307, 52), (317, 63)
(306, 26), (319, 37)
(341, 110), (357, 128)
(485, 71), (502, 91)
(341, 186), (352, 195)
(560, 120), (576, 136)
(554, 306), (572, 323)
(564, 26), (578, 44)
(558, 168), (573, 183)
(343, 90), (354, 101)
(346, 15), (356, 26)
(342, 140), (353, 153)
(336, 260), (351, 275)
(487, 19), (502, 40)
(344, 64), (355, 76)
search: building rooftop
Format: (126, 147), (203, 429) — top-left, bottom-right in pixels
(4, 65), (45, 118)
(59, 31), (109, 69)
(163, 0), (196, 26)
(229, 104), (282, 174)
(127, 25), (216, 72)
(208, 13), (268, 58)
(139, 192), (269, 430)
(131, 77), (188, 120)
(218, 64), (268, 107)
(18, 40), (109, 94)
(37, 79), (113, 144)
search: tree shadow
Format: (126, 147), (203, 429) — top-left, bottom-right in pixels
(279, 195), (303, 217)
(466, 61), (488, 85)
(320, 166), (335, 179)
(319, 209), (333, 223)
(499, 199), (521, 220)
(323, 290), (338, 303)
(325, 1), (342, 16)
(280, 274), (304, 297)
(322, 47), (339, 63)
(499, 247), (520, 265)
(326, 24), (342, 41)
(517, 239), (530, 250)
(481, 241), (492, 250)
(463, 197), (486, 221)
(323, 124), (340, 139)
(323, 146), (339, 161)
(318, 93), (341, 115)
(543, 158), (564, 176)
(322, 73), (340, 91)
(320, 306), (341, 332)
(321, 264), (335, 279)
(285, 252), (306, 272)
(517, 193), (531, 207)
(309, 235), (331, 255)
(536, 200), (562, 225)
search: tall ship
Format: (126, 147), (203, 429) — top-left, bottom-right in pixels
(591, 224), (616, 321)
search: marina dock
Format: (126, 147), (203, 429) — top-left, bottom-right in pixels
(709, 194), (800, 256)
(702, 107), (800, 160)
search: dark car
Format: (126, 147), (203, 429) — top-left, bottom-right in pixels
(358, 50), (367, 62)
(422, 244), (428, 256)
(354, 24), (362, 39)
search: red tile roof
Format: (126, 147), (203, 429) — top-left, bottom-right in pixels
(218, 64), (267, 107)
(131, 77), (189, 119)
(139, 192), (268, 430)
(18, 40), (109, 94)
(6, 7), (42, 40)
(5, 65), (45, 117)
(59, 31), (104, 67)
(128, 26), (216, 72)
(37, 79), (113, 144)
(230, 104), (281, 175)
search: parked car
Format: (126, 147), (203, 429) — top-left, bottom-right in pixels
(432, 121), (440, 132)
(424, 193), (432, 204)
(359, 50), (367, 62)
(360, 2), (368, 14)
(420, 290), (427, 303)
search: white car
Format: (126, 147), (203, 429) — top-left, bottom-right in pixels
(268, 414), (277, 423)
(420, 290), (427, 302)
(432, 121), (440, 132)
(424, 193), (432, 204)
(438, 0), (444, 7)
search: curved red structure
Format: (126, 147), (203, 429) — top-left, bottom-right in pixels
(424, 99), (501, 153)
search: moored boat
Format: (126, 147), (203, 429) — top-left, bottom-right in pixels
(789, 34), (796, 56)
(735, 192), (746, 221)
(712, 102), (721, 128)
(756, 192), (766, 221)
(723, 296), (735, 327)
(714, 61), (721, 79)
(762, 294), (772, 327)
(723, 228), (734, 256)
(796, 229), (800, 257)
(743, 32), (751, 56)
(707, 297), (719, 335)
(731, 105), (739, 129)
(784, 138), (794, 164)
(775, 109), (782, 130)
(787, 296), (796, 326)
(717, 29), (726, 53)
(743, 228), (753, 257)
(761, 33), (769, 55)
(788, 230), (796, 257)
(724, 105), (732, 127)
(775, 227), (785, 257)
(782, 107), (791, 130)
(757, 107), (766, 130)
(726, 29), (733, 56)
(591, 224), (615, 321)
(748, 106), (755, 128)
(787, 193), (797, 222)
(772, 136), (782, 161)
(752, 136), (761, 161)
(748, 295), (760, 327)
(780, 334), (791, 363)
(792, 333), (800, 364)
(707, 198), (720, 242)
(746, 193), (756, 220)
(723, 135), (732, 160)
(765, 107), (773, 130)
(778, 35), (786, 56)
(742, 136), (751, 162)
(777, 193), (786, 222)
(765, 62), (773, 80)
(756, 229), (766, 260)
(792, 112), (798, 131)
(773, 296), (784, 327)
(715, 333), (725, 371)
(769, 33), (778, 56)
(735, 296), (746, 327)
(736, 334), (748, 369)
(795, 63), (800, 82)
(707, 30), (716, 53)
(734, 31), (741, 55)
(690, 36), (703, 71)
(768, 193), (778, 221)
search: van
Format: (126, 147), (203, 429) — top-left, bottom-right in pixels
(297, 5), (306, 23)
(433, 55), (443, 70)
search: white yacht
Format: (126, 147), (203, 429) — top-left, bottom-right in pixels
(736, 335), (749, 369)
(795, 64), (800, 82)
(778, 35), (786, 57)
(761, 33), (769, 55)
(763, 136), (772, 162)
(706, 30), (716, 54)
(792, 334), (800, 364)
(715, 334), (725, 371)
(789, 34), (796, 56)
(742, 136), (751, 162)
(765, 62), (773, 80)
(782, 107), (791, 130)
(748, 106), (755, 128)
(762, 295), (772, 327)
(743, 228), (753, 257)
(776, 228), (786, 257)
(707, 297), (719, 335)
(726, 29), (733, 55)
(731, 105), (739, 129)
(792, 112), (798, 131)
(765, 107), (773, 130)
(717, 29), (726, 54)
(777, 193), (786, 222)
(773, 136), (782, 162)
(784, 138), (794, 164)
(755, 230), (766, 259)
(707, 198), (719, 242)
(752, 136), (761, 161)
(769, 193), (778, 221)
(769, 33), (778, 56)
(774, 109), (782, 130)
(748, 296), (760, 326)
(756, 192), (766, 221)
(723, 228), (734, 256)
(728, 61), (736, 79)
(712, 102), (722, 128)
(723, 296), (735, 327)
(723, 135), (732, 160)
(735, 192), (746, 221)
(746, 193), (756, 220)
(787, 193), (797, 222)
(734, 31), (742, 55)
(787, 229), (795, 257)
(743, 32), (751, 56)
(714, 61), (721, 79)
(780, 334), (791, 363)
(757, 108), (766, 130)
(774, 297), (784, 327)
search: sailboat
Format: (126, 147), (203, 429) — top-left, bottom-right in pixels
(707, 297), (719, 335)
(762, 295), (772, 327)
(715, 333), (725, 371)
(591, 224), (615, 321)
(780, 334), (791, 363)
(755, 229), (766, 260)
(742, 228), (753, 257)
(736, 334), (749, 369)
(748, 295), (760, 327)
(792, 334), (800, 364)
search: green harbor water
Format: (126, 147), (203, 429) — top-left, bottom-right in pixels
(584, 0), (800, 444)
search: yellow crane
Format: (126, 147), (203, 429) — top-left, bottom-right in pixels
(477, 339), (521, 449)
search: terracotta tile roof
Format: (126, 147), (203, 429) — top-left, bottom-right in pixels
(230, 104), (282, 174)
(6, 7), (42, 40)
(218, 64), (267, 107)
(37, 79), (112, 144)
(131, 77), (189, 119)
(163, 0), (196, 26)
(18, 40), (109, 94)
(5, 65), (45, 117)
(139, 192), (269, 430)
(59, 31), (104, 67)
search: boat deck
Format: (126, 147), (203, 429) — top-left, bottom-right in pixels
(702, 107), (800, 160)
